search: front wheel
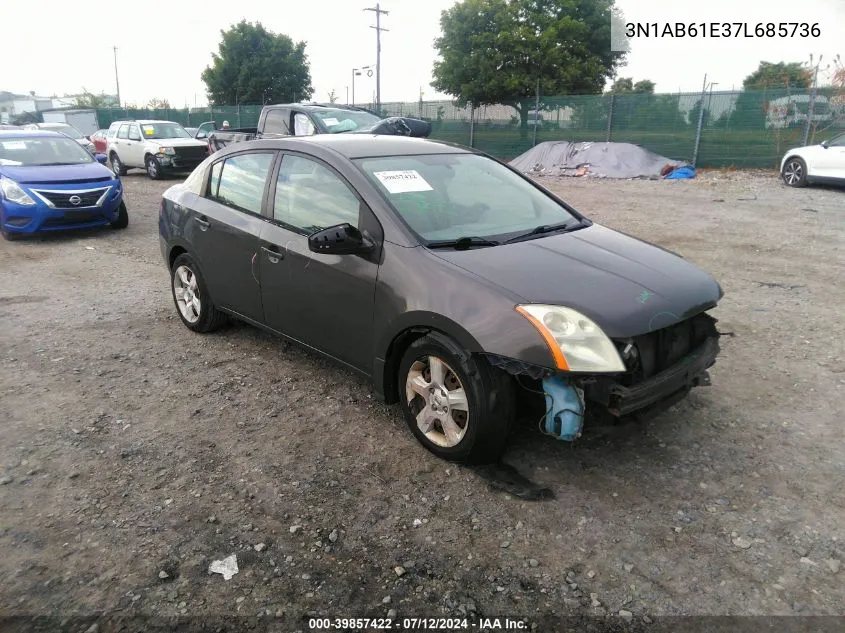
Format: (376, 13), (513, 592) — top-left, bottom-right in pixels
(398, 332), (514, 464)
(782, 157), (808, 187)
(170, 253), (227, 333)
(110, 201), (128, 229)
(146, 155), (163, 180)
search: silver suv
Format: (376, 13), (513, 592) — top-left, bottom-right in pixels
(106, 120), (208, 179)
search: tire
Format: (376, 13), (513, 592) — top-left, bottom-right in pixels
(2, 230), (22, 241)
(110, 153), (127, 176)
(110, 201), (128, 229)
(782, 156), (808, 187)
(398, 332), (514, 464)
(145, 155), (163, 180)
(170, 253), (227, 333)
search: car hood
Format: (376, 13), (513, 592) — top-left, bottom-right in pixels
(0, 161), (117, 184)
(430, 223), (722, 338)
(148, 138), (207, 148)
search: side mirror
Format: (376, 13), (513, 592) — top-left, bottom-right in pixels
(308, 223), (373, 255)
(821, 140), (829, 148)
(95, 153), (108, 164)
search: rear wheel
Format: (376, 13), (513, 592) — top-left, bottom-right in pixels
(782, 156), (808, 187)
(398, 332), (514, 464)
(146, 155), (163, 180)
(170, 253), (227, 333)
(110, 201), (128, 229)
(110, 153), (127, 176)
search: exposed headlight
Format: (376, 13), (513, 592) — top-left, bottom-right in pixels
(516, 304), (625, 372)
(158, 147), (176, 155)
(0, 176), (36, 206)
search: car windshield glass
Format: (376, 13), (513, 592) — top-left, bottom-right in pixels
(311, 109), (382, 133)
(43, 123), (84, 138)
(0, 136), (94, 166)
(355, 153), (580, 243)
(140, 123), (190, 139)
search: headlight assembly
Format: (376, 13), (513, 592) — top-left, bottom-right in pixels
(516, 304), (625, 373)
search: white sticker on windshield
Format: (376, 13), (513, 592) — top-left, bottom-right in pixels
(1, 141), (27, 150)
(373, 170), (433, 194)
(322, 117), (340, 127)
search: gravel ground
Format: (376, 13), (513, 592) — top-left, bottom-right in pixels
(1, 168), (844, 631)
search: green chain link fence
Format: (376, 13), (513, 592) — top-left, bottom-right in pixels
(95, 87), (843, 168)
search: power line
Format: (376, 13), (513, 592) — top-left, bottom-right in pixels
(363, 3), (389, 111)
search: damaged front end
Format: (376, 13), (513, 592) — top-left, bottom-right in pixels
(485, 312), (721, 440)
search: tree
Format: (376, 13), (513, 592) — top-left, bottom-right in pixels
(327, 89), (338, 104)
(147, 97), (171, 109)
(742, 61), (811, 90)
(431, 0), (625, 134)
(202, 20), (313, 105)
(72, 88), (113, 108)
(609, 78), (655, 94)
(633, 79), (655, 94)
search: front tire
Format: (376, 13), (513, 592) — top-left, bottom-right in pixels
(146, 155), (163, 180)
(110, 153), (127, 176)
(782, 156), (808, 187)
(398, 332), (514, 464)
(170, 253), (227, 333)
(110, 201), (128, 229)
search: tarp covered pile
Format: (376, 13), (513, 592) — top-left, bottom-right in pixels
(509, 141), (695, 179)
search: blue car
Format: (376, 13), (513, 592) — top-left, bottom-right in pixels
(0, 130), (127, 240)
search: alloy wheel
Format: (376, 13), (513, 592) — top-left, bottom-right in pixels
(405, 355), (469, 447)
(783, 160), (803, 185)
(173, 265), (201, 323)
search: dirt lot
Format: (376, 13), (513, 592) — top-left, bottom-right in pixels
(1, 168), (844, 630)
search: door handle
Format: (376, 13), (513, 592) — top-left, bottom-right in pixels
(195, 217), (210, 231)
(261, 245), (284, 263)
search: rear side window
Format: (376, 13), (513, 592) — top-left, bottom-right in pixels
(208, 152), (275, 215)
(262, 109), (290, 134)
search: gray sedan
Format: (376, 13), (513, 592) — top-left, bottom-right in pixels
(159, 135), (723, 463)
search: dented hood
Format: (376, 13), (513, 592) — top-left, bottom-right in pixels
(429, 223), (722, 338)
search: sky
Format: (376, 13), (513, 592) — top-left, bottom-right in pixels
(2, 0), (843, 107)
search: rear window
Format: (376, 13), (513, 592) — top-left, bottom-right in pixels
(0, 136), (94, 166)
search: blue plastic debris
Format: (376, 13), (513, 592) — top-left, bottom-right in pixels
(540, 374), (585, 441)
(664, 165), (696, 179)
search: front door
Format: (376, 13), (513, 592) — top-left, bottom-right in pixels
(124, 123), (145, 167)
(188, 150), (277, 322)
(258, 152), (383, 372)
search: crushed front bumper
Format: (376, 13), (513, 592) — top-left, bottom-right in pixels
(584, 336), (720, 420)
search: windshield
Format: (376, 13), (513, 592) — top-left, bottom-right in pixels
(140, 123), (190, 139)
(311, 109), (382, 133)
(355, 153), (580, 243)
(0, 136), (94, 166)
(42, 123), (85, 139)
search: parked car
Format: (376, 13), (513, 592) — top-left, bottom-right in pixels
(106, 119), (209, 179)
(90, 128), (109, 153)
(780, 132), (845, 187)
(204, 103), (431, 153)
(0, 130), (127, 239)
(159, 135), (723, 463)
(23, 122), (96, 154)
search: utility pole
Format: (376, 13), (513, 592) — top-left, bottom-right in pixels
(113, 46), (121, 108)
(364, 3), (389, 112)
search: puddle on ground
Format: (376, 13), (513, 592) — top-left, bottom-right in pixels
(469, 461), (554, 501)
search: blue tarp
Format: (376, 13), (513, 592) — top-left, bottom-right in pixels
(664, 165), (696, 179)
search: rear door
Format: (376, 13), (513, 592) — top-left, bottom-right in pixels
(188, 150), (278, 322)
(258, 152), (383, 371)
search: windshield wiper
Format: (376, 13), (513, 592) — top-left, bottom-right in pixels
(426, 236), (501, 250)
(503, 221), (582, 244)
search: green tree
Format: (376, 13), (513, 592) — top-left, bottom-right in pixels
(633, 79), (655, 94)
(743, 61), (811, 90)
(72, 88), (113, 108)
(202, 21), (313, 105)
(431, 0), (625, 135)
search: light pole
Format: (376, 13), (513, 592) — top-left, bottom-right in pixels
(351, 66), (372, 106)
(364, 3), (389, 112)
(112, 46), (121, 108)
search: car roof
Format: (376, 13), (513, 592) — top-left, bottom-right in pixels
(260, 134), (474, 159)
(110, 119), (181, 125)
(0, 129), (64, 138)
(268, 103), (374, 113)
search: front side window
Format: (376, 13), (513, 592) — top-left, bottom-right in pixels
(829, 133), (845, 147)
(117, 124), (129, 139)
(128, 124), (141, 141)
(355, 153), (579, 243)
(208, 152), (274, 215)
(274, 154), (360, 233)
(263, 109), (290, 135)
